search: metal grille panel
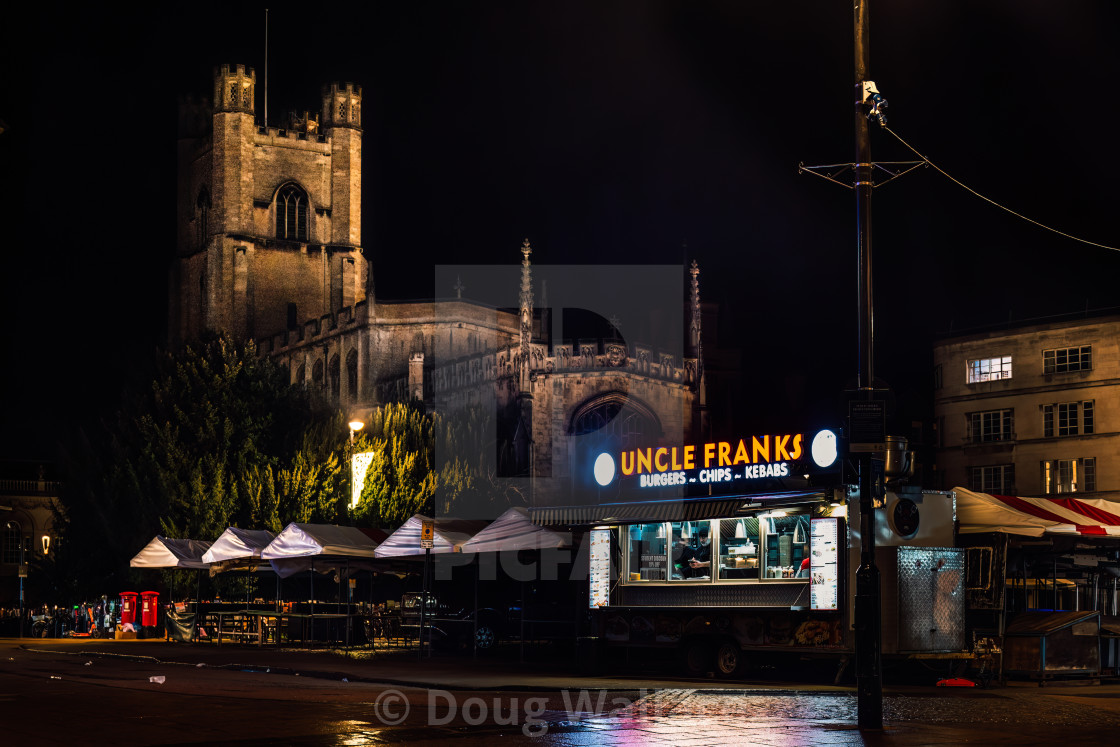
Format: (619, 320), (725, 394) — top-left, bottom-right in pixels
(616, 582), (808, 608)
(897, 547), (966, 651)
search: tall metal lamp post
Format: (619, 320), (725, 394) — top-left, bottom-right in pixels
(6, 520), (25, 638)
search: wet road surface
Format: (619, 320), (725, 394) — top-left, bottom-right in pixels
(3, 639), (1119, 746)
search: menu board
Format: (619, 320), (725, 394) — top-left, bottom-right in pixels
(589, 529), (612, 608)
(810, 518), (840, 611)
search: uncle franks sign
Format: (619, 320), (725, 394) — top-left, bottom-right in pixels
(593, 433), (808, 489)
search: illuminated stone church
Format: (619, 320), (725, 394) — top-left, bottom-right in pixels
(173, 65), (709, 509)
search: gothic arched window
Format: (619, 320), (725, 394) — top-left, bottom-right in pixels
(346, 349), (359, 399)
(312, 359), (324, 389)
(196, 188), (211, 251)
(329, 354), (341, 398)
(570, 392), (659, 450)
(275, 182), (309, 241)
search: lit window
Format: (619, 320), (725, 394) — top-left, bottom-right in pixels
(275, 183), (309, 241)
(967, 356), (1012, 383)
(1043, 346), (1092, 374)
(627, 523), (671, 582)
(1043, 401), (1094, 437)
(970, 465), (1015, 493)
(967, 409), (1013, 443)
(1041, 457), (1096, 494)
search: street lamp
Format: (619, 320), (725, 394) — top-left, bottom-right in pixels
(348, 420), (364, 510)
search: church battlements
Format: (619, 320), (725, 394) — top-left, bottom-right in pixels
(257, 300), (368, 355)
(430, 340), (698, 394)
(255, 125), (329, 145)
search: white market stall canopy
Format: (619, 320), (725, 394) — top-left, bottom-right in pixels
(374, 515), (487, 557)
(460, 507), (573, 553)
(956, 487), (1120, 537)
(202, 527), (276, 574)
(130, 536), (212, 569)
(262, 523), (381, 578)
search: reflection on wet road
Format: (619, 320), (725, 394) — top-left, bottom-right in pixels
(192, 688), (1120, 746)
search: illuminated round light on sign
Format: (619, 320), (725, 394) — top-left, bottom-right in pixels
(593, 452), (616, 486)
(811, 429), (838, 468)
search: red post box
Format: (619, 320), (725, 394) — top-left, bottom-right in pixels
(119, 592), (139, 626)
(140, 591), (159, 627)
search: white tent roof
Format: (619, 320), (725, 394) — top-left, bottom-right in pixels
(461, 507), (573, 552)
(202, 527), (276, 574)
(202, 527), (276, 563)
(130, 536), (212, 569)
(261, 523), (381, 578)
(956, 487), (1120, 537)
(374, 515), (487, 557)
(262, 523), (379, 559)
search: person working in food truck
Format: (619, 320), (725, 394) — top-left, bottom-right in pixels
(678, 526), (712, 577)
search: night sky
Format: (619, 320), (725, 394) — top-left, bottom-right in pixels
(1, 2), (1117, 462)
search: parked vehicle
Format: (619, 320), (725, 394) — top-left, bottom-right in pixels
(400, 591), (581, 652)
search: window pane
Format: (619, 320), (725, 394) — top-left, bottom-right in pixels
(627, 523), (669, 581)
(967, 356), (1012, 383)
(716, 518), (759, 580)
(1044, 345), (1092, 373)
(670, 521), (713, 581)
(761, 513), (810, 579)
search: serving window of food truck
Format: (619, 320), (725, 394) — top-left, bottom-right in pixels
(624, 512), (811, 584)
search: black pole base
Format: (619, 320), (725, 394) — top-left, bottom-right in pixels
(855, 562), (883, 730)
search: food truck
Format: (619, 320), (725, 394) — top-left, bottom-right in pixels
(533, 429), (969, 677)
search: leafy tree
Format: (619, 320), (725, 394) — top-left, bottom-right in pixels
(352, 402), (438, 526)
(54, 333), (343, 598)
(350, 401), (525, 527)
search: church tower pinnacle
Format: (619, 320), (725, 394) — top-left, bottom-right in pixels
(519, 238), (533, 391)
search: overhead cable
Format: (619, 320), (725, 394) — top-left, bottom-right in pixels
(882, 125), (1118, 253)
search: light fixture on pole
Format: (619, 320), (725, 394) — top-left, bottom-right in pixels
(347, 419), (365, 510)
(41, 535), (50, 555)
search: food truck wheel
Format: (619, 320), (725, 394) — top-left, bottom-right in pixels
(714, 640), (742, 678)
(473, 624), (498, 650)
(678, 639), (714, 676)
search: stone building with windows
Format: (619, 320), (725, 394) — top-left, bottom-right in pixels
(932, 312), (1120, 500)
(0, 464), (60, 607)
(173, 65), (710, 511)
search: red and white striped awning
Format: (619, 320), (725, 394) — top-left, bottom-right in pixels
(955, 487), (1120, 537)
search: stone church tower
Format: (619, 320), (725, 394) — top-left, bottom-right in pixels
(171, 64), (711, 511)
(172, 64), (367, 347)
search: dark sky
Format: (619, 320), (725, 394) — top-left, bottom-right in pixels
(1, 2), (1117, 461)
